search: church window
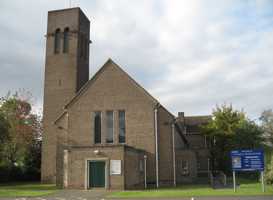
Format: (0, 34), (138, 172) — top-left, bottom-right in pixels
(54, 28), (61, 54)
(63, 27), (69, 53)
(106, 111), (114, 143)
(94, 111), (101, 144)
(118, 110), (126, 143)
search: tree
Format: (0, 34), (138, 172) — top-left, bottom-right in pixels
(0, 92), (42, 181)
(24, 137), (42, 180)
(202, 104), (264, 174)
(202, 104), (245, 172)
(202, 104), (246, 136)
(232, 120), (264, 149)
(260, 109), (273, 184)
(0, 111), (9, 144)
(0, 112), (10, 167)
(260, 109), (273, 147)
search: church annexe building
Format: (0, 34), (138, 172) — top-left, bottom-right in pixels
(41, 7), (210, 190)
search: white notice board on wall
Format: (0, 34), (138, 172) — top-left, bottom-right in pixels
(110, 160), (121, 175)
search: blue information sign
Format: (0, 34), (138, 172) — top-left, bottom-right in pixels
(230, 149), (264, 171)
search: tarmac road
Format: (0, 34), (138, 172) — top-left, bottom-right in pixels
(0, 190), (272, 200)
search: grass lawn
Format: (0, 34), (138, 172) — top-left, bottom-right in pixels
(0, 182), (58, 197)
(109, 182), (273, 198)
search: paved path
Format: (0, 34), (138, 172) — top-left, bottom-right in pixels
(118, 197), (273, 200)
(0, 190), (272, 200)
(0, 189), (107, 200)
(109, 196), (273, 200)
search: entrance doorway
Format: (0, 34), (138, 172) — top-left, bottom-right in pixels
(88, 161), (106, 188)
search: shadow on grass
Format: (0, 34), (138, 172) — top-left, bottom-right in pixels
(0, 182), (57, 190)
(108, 182), (273, 198)
(0, 182), (58, 197)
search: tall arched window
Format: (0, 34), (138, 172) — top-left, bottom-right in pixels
(63, 27), (69, 53)
(94, 111), (101, 144)
(54, 28), (61, 54)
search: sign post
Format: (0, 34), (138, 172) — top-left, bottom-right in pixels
(231, 149), (265, 193)
(233, 171), (236, 192)
(261, 171), (265, 192)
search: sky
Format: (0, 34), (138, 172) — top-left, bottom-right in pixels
(0, 0), (273, 119)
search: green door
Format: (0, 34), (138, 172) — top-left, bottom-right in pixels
(89, 161), (105, 188)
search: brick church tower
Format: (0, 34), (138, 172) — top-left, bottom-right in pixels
(42, 8), (90, 183)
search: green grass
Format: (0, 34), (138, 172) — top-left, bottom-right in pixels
(109, 182), (273, 198)
(0, 182), (58, 197)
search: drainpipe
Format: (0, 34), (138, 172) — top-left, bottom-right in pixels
(172, 123), (176, 186)
(63, 149), (68, 188)
(144, 155), (147, 189)
(154, 106), (159, 188)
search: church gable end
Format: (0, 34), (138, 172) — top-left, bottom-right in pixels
(64, 59), (158, 173)
(65, 59), (158, 109)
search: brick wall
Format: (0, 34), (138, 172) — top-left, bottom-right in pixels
(124, 147), (145, 189)
(42, 8), (89, 183)
(66, 60), (158, 185)
(157, 106), (175, 185)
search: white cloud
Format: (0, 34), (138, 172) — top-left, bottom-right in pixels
(0, 0), (272, 119)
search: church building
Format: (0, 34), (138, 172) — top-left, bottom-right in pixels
(41, 7), (210, 190)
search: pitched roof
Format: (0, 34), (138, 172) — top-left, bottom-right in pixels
(184, 115), (211, 125)
(64, 58), (159, 108)
(174, 114), (211, 135)
(174, 122), (189, 147)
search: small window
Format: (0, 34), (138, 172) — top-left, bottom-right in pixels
(94, 111), (101, 144)
(63, 27), (69, 53)
(118, 110), (126, 143)
(54, 28), (61, 54)
(180, 160), (189, 176)
(106, 111), (114, 143)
